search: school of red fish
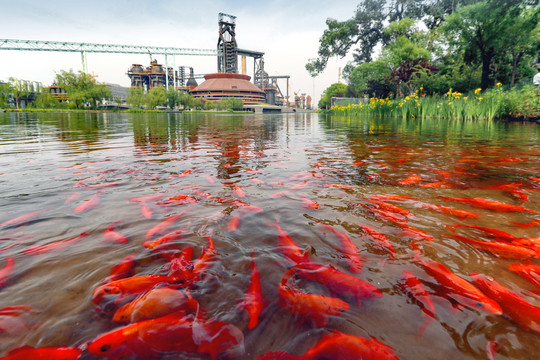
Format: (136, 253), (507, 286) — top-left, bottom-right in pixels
(0, 120), (539, 360)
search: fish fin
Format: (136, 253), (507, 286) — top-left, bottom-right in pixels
(418, 313), (434, 339)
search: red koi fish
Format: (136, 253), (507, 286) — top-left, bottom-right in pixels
(420, 181), (455, 188)
(1, 209), (48, 228)
(439, 196), (537, 213)
(401, 271), (435, 338)
(103, 223), (129, 244)
(486, 341), (500, 360)
(74, 192), (100, 213)
(178, 169), (193, 177)
(291, 180), (310, 189)
(447, 224), (516, 242)
(256, 331), (399, 360)
(142, 228), (188, 250)
(365, 198), (411, 217)
(319, 183), (355, 190)
(73, 174), (104, 187)
(87, 312), (244, 360)
(103, 254), (137, 284)
(277, 281), (349, 327)
(140, 202), (152, 218)
(0, 345), (81, 360)
(64, 192), (81, 204)
(511, 220), (540, 228)
(145, 210), (187, 238)
(528, 176), (540, 183)
(24, 232), (89, 256)
(363, 205), (409, 224)
(127, 194), (163, 203)
(157, 194), (197, 206)
(450, 234), (535, 260)
(92, 274), (170, 305)
(233, 184), (246, 198)
(415, 257), (502, 314)
(205, 175), (216, 184)
(238, 254), (266, 329)
(426, 167), (450, 179)
(191, 236), (217, 283)
(320, 224), (363, 273)
(168, 247), (194, 283)
(0, 257), (15, 289)
(0, 305), (39, 337)
(396, 223), (434, 242)
(369, 194), (418, 202)
(300, 195), (319, 210)
(359, 225), (396, 259)
(507, 264), (540, 289)
(398, 173), (422, 185)
(113, 287), (198, 323)
(267, 220), (308, 264)
(419, 203), (479, 219)
(470, 273), (540, 333)
(291, 263), (382, 306)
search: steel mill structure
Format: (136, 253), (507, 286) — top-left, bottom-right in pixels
(189, 13), (290, 106)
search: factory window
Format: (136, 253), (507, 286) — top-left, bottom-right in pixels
(232, 86), (237, 89)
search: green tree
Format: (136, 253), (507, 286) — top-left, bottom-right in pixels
(166, 89), (182, 109)
(180, 92), (194, 109)
(440, 0), (537, 90)
(346, 59), (392, 97)
(204, 100), (214, 110)
(0, 82), (12, 108)
(127, 87), (145, 108)
(145, 87), (166, 109)
(55, 69), (111, 108)
(34, 91), (60, 108)
(305, 0), (471, 76)
(9, 78), (30, 109)
(318, 83), (348, 109)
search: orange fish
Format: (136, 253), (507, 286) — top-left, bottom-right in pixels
(277, 281), (348, 327)
(87, 312), (244, 360)
(178, 169), (193, 177)
(291, 262), (382, 306)
(398, 173), (422, 185)
(157, 194), (197, 206)
(447, 224), (516, 242)
(0, 256), (15, 289)
(439, 196), (537, 213)
(0, 345), (81, 360)
(415, 257), (502, 315)
(300, 195), (319, 210)
(74, 192), (100, 213)
(238, 254), (266, 329)
(320, 183), (355, 190)
(233, 184), (246, 198)
(267, 219), (308, 264)
(103, 223), (129, 244)
(511, 220), (540, 228)
(168, 247), (195, 283)
(256, 331), (399, 360)
(365, 198), (412, 217)
(103, 254), (137, 284)
(127, 194), (163, 203)
(369, 194), (418, 202)
(426, 167), (451, 179)
(191, 236), (217, 283)
(419, 203), (479, 219)
(145, 210), (187, 238)
(358, 225), (396, 259)
(528, 176), (540, 183)
(140, 202), (153, 218)
(419, 181), (454, 188)
(64, 192), (81, 204)
(24, 232), (89, 256)
(73, 174), (104, 188)
(1, 209), (48, 228)
(320, 224), (363, 273)
(142, 228), (188, 250)
(396, 223), (434, 242)
(470, 273), (540, 333)
(0, 305), (39, 337)
(451, 234), (536, 260)
(92, 274), (170, 305)
(507, 264), (540, 289)
(401, 270), (435, 338)
(113, 287), (198, 323)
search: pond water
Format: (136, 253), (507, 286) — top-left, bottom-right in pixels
(0, 111), (539, 360)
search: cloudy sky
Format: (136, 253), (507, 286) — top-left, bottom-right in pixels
(0, 0), (358, 101)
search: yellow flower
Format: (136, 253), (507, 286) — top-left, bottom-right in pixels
(474, 88), (482, 95)
(464, 96), (468, 100)
(478, 97), (483, 101)
(496, 82), (502, 87)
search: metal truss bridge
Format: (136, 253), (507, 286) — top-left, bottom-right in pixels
(0, 38), (218, 74)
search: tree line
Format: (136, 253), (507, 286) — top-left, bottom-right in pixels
(309, 0), (539, 109)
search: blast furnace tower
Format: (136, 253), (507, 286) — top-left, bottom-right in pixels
(217, 13), (238, 73)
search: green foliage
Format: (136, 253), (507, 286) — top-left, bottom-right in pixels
(319, 83), (348, 109)
(166, 89), (182, 109)
(55, 69), (111, 108)
(204, 100), (214, 110)
(347, 59), (392, 97)
(145, 87), (166, 109)
(34, 92), (60, 108)
(0, 82), (12, 108)
(215, 98), (244, 111)
(127, 87), (145, 109)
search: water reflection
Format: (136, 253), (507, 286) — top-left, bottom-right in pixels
(0, 111), (538, 359)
